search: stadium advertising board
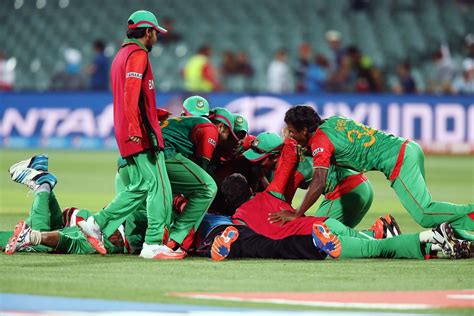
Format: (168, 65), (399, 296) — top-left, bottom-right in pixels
(0, 92), (473, 153)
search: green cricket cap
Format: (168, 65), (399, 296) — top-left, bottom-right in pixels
(128, 10), (168, 34)
(243, 132), (283, 162)
(233, 113), (249, 133)
(210, 107), (237, 139)
(182, 96), (210, 116)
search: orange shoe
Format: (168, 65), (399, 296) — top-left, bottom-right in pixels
(211, 226), (239, 261)
(312, 221), (342, 259)
(385, 214), (402, 236)
(85, 236), (107, 255)
(5, 221), (31, 255)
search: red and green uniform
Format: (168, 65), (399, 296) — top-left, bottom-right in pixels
(310, 116), (473, 231)
(233, 192), (423, 259)
(265, 138), (373, 228)
(93, 38), (172, 245)
(0, 191), (146, 254)
(160, 116), (218, 248)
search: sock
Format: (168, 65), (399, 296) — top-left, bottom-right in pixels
(30, 230), (42, 245)
(35, 183), (51, 194)
(419, 230), (434, 243)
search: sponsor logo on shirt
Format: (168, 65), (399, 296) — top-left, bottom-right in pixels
(148, 79), (154, 90)
(312, 147), (324, 156)
(208, 138), (217, 146)
(126, 72), (143, 79)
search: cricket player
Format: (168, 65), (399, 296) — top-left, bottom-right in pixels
(243, 132), (374, 229)
(158, 106), (237, 251)
(78, 10), (183, 259)
(270, 105), (474, 241)
(4, 155), (146, 255)
(206, 173), (470, 260)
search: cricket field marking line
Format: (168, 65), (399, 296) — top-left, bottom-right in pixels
(446, 294), (474, 300)
(184, 294), (432, 310)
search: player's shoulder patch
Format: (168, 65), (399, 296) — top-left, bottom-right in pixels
(126, 72), (143, 79)
(208, 138), (217, 146)
(312, 147), (324, 156)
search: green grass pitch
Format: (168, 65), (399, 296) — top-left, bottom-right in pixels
(0, 149), (473, 313)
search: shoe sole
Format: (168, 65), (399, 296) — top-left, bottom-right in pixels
(312, 222), (342, 259)
(152, 252), (186, 260)
(5, 221), (26, 255)
(86, 236), (107, 255)
(386, 214), (402, 236)
(211, 226), (240, 261)
(434, 223), (458, 257)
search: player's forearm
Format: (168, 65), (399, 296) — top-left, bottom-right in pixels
(296, 168), (327, 217)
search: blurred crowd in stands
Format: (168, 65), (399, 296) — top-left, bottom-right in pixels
(0, 23), (473, 95)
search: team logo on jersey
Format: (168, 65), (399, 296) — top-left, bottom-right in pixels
(208, 138), (217, 146)
(126, 72), (143, 79)
(312, 147), (324, 156)
(196, 100), (204, 108)
(335, 119), (346, 131)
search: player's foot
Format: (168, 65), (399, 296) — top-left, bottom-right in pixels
(453, 240), (472, 259)
(5, 221), (31, 255)
(385, 214), (402, 236)
(369, 216), (394, 239)
(10, 167), (57, 191)
(139, 243), (186, 260)
(77, 216), (106, 254)
(211, 226), (239, 261)
(9, 155), (48, 175)
(312, 221), (342, 259)
(431, 223), (460, 258)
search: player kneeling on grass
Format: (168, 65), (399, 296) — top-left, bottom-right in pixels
(3, 155), (146, 255)
(204, 174), (472, 261)
(272, 105), (474, 242)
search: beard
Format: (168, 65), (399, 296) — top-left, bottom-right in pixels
(146, 44), (153, 52)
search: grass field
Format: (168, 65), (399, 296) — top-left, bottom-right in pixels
(0, 149), (473, 314)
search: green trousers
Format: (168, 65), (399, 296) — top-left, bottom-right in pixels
(165, 153), (217, 244)
(391, 142), (473, 230)
(315, 180), (374, 228)
(324, 218), (423, 259)
(94, 151), (173, 244)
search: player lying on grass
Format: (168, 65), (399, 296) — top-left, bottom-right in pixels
(203, 173), (471, 261)
(242, 131), (374, 229)
(3, 155), (146, 255)
(270, 105), (474, 242)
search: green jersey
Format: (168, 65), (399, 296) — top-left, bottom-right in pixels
(161, 116), (219, 160)
(309, 116), (405, 178)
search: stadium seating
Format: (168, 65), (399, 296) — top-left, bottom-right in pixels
(1, 0), (472, 91)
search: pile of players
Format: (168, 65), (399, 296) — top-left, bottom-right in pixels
(3, 97), (473, 262)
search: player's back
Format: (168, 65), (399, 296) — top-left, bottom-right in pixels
(161, 116), (214, 159)
(318, 116), (405, 178)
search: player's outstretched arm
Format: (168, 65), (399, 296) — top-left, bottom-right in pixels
(296, 167), (328, 216)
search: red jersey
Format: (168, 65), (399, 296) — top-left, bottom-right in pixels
(232, 192), (326, 240)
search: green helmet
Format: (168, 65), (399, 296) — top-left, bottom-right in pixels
(233, 113), (249, 134)
(182, 96), (210, 117)
(210, 107), (237, 139)
(243, 132), (283, 162)
(128, 10), (168, 33)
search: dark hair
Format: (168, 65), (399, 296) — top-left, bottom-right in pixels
(221, 173), (251, 210)
(93, 40), (105, 51)
(126, 22), (154, 39)
(284, 105), (323, 133)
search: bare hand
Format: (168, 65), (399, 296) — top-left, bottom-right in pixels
(268, 209), (298, 225)
(129, 136), (141, 143)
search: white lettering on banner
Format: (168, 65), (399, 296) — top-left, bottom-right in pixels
(226, 96), (291, 133)
(468, 105), (474, 142)
(435, 104), (465, 142)
(40, 108), (69, 137)
(0, 106), (114, 138)
(57, 108), (96, 137)
(0, 108), (39, 137)
(402, 103), (433, 141)
(96, 104), (114, 137)
(387, 103), (400, 136)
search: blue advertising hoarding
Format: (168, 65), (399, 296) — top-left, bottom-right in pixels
(0, 92), (473, 153)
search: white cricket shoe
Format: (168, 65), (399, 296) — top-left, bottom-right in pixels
(432, 223), (460, 258)
(9, 154), (48, 175)
(10, 167), (57, 191)
(139, 243), (185, 260)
